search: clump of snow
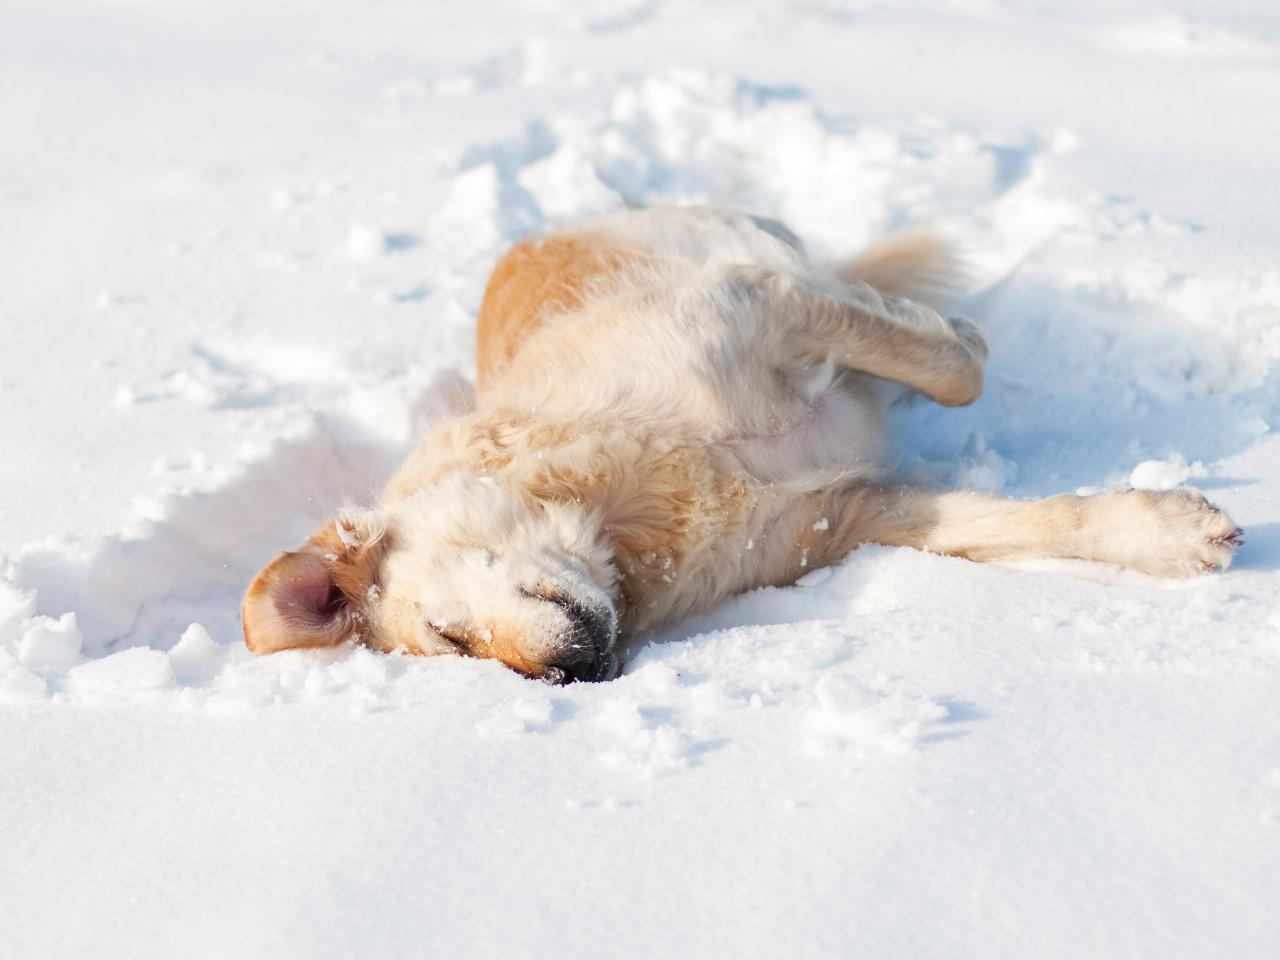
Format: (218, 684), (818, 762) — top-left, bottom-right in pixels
(0, 582), (36, 645)
(954, 433), (1017, 492)
(167, 623), (224, 682)
(517, 143), (618, 218)
(18, 612), (83, 673)
(1128, 452), (1206, 490)
(345, 223), (389, 260)
(0, 650), (48, 702)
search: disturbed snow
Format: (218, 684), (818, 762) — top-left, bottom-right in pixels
(2, 1), (1279, 957)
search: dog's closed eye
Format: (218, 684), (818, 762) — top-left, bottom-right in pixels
(519, 586), (568, 606)
(429, 622), (470, 651)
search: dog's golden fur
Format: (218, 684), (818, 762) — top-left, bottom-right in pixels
(242, 206), (1242, 682)
(475, 233), (644, 391)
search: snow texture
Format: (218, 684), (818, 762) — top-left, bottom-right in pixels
(2, 1), (1280, 957)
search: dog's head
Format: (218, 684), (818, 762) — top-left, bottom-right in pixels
(242, 473), (620, 682)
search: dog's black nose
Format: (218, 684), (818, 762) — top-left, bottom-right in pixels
(521, 587), (618, 683)
(543, 609), (619, 683)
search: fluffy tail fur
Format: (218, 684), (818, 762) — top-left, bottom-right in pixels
(834, 229), (966, 307)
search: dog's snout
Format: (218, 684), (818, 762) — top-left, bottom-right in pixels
(522, 588), (615, 646)
(522, 587), (618, 683)
(556, 596), (613, 650)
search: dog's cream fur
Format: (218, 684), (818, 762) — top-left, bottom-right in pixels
(242, 206), (1242, 682)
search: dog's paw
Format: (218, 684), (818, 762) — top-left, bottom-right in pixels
(924, 315), (988, 407)
(947, 315), (988, 363)
(1111, 488), (1243, 577)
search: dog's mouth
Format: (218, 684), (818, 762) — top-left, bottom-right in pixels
(539, 651), (622, 685)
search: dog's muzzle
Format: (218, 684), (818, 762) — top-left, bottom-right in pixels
(525, 589), (619, 684)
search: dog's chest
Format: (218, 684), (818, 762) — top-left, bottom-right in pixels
(713, 364), (887, 483)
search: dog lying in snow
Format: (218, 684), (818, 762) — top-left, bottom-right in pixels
(242, 206), (1242, 682)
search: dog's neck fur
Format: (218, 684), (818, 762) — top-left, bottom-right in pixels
(384, 407), (774, 634)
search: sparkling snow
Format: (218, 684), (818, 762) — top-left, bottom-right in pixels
(2, 1), (1280, 957)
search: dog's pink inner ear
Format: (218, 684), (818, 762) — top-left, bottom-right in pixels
(273, 552), (346, 629)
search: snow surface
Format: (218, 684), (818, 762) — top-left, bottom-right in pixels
(3, 0), (1280, 956)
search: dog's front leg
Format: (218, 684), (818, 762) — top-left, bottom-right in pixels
(804, 485), (1242, 577)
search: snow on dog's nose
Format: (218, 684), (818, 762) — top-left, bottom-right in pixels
(520, 588), (619, 683)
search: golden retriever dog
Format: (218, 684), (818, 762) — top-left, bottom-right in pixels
(242, 206), (1242, 682)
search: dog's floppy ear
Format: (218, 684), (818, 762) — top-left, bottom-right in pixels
(242, 517), (387, 655)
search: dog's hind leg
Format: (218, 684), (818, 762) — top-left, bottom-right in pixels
(751, 269), (987, 407)
(799, 484), (1242, 578)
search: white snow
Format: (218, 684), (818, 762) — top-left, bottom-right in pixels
(167, 622), (226, 683)
(3, 0), (1280, 957)
(1128, 452), (1207, 490)
(68, 646), (176, 700)
(345, 223), (391, 261)
(16, 612), (82, 674)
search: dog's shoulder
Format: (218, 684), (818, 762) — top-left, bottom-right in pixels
(475, 229), (648, 390)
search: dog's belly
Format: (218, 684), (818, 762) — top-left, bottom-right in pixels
(718, 372), (886, 483)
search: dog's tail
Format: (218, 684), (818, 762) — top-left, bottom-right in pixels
(833, 229), (965, 307)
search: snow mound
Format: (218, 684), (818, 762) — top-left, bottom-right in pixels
(1128, 452), (1207, 490)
